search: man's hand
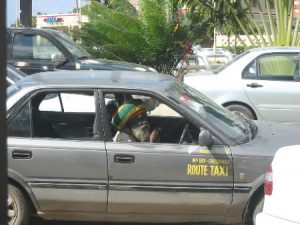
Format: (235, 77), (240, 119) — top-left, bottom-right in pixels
(150, 128), (160, 143)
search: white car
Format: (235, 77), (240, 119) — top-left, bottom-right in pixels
(256, 145), (300, 225)
(184, 47), (300, 123)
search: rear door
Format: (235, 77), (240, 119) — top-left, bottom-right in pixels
(7, 89), (108, 212)
(242, 52), (300, 122)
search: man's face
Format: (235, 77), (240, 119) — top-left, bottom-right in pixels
(130, 111), (151, 142)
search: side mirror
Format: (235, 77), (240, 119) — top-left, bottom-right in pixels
(198, 129), (213, 147)
(51, 52), (66, 63)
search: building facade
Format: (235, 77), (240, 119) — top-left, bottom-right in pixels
(36, 13), (88, 30)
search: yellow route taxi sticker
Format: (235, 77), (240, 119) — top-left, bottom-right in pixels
(186, 157), (231, 177)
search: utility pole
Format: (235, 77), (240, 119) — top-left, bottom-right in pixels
(20, 0), (32, 27)
(213, 0), (216, 63)
(15, 0), (19, 27)
(77, 0), (82, 28)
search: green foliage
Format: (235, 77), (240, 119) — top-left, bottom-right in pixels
(74, 0), (190, 74)
(218, 45), (246, 55)
(180, 0), (248, 38)
(235, 0), (300, 47)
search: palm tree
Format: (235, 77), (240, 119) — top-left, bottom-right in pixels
(235, 0), (300, 47)
(74, 0), (189, 74)
(179, 0), (248, 52)
(180, 0), (247, 33)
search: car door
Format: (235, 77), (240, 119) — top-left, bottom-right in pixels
(242, 52), (300, 123)
(104, 94), (233, 222)
(7, 90), (108, 213)
(7, 32), (65, 75)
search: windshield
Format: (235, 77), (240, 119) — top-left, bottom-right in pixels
(166, 82), (257, 144)
(213, 50), (250, 74)
(55, 32), (91, 58)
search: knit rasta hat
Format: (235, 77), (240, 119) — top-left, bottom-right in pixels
(111, 99), (147, 130)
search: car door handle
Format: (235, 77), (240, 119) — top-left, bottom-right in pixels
(114, 154), (135, 164)
(12, 150), (32, 159)
(246, 83), (263, 88)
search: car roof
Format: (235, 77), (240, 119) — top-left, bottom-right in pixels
(7, 27), (62, 35)
(6, 65), (26, 85)
(13, 70), (177, 91)
(248, 46), (300, 52)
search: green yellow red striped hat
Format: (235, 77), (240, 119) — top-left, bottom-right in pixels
(111, 99), (147, 130)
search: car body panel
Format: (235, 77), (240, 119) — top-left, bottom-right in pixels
(186, 72), (251, 106)
(226, 122), (300, 221)
(8, 137), (108, 212)
(256, 145), (300, 225)
(242, 79), (300, 122)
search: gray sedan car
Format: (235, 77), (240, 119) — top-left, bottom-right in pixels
(7, 70), (300, 225)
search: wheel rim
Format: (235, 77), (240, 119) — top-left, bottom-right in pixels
(233, 110), (253, 120)
(8, 193), (18, 225)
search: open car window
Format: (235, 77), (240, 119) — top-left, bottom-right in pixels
(8, 90), (103, 140)
(102, 92), (218, 145)
(39, 93), (96, 112)
(149, 102), (181, 117)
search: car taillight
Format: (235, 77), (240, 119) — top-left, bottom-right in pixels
(264, 165), (273, 196)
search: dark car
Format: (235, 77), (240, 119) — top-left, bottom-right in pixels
(7, 70), (300, 225)
(6, 64), (26, 86)
(6, 28), (156, 75)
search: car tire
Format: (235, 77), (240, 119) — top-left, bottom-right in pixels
(8, 184), (31, 225)
(226, 104), (255, 120)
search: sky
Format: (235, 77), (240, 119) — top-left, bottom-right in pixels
(6, 0), (87, 26)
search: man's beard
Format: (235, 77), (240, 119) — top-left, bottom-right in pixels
(131, 124), (151, 142)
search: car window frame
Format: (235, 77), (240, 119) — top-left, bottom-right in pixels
(242, 52), (300, 81)
(99, 88), (226, 145)
(8, 88), (105, 141)
(7, 100), (32, 138)
(11, 32), (64, 61)
(6, 31), (13, 59)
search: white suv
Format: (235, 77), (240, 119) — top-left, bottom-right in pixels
(256, 145), (300, 225)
